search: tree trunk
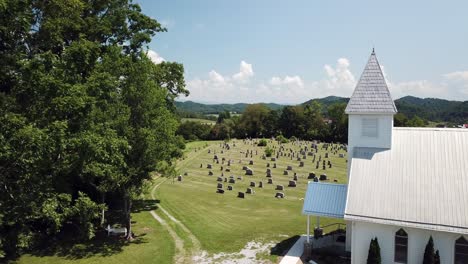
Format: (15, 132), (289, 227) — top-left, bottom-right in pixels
(123, 192), (133, 240)
(101, 193), (106, 226)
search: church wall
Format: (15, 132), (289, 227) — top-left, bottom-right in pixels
(351, 221), (466, 264)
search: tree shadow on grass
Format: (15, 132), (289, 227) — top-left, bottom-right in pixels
(25, 198), (160, 260)
(270, 235), (301, 257)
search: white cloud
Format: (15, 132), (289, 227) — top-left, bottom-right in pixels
(182, 58), (468, 104)
(232, 61), (254, 82)
(147, 50), (165, 64)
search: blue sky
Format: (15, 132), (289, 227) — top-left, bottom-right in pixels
(137, 0), (468, 104)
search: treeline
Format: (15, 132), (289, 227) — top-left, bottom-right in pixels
(0, 1), (186, 259)
(177, 102), (349, 143)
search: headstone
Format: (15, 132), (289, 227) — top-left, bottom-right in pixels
(339, 153), (344, 158)
(275, 192), (285, 198)
(246, 188), (255, 194)
(283, 170), (289, 175)
(258, 181), (263, 188)
(245, 168), (254, 175)
(237, 176), (243, 180)
(177, 175), (183, 181)
(217, 183), (223, 188)
(228, 185), (233, 191)
(276, 185), (284, 191)
(293, 175), (298, 181)
(308, 172), (316, 179)
(271, 158), (276, 161)
(266, 163), (270, 167)
(319, 174), (327, 181)
(313, 177), (319, 182)
(238, 192), (245, 198)
(217, 177), (223, 182)
(249, 160), (254, 165)
(184, 172), (188, 176)
(209, 171), (213, 176)
(242, 166), (248, 170)
(250, 181), (256, 187)
(224, 178), (227, 182)
(229, 178), (236, 184)
(288, 180), (297, 187)
(299, 161), (304, 167)
(268, 179), (273, 184)
(217, 189), (224, 194)
(207, 164), (212, 169)
(273, 163), (277, 168)
(287, 165), (293, 170)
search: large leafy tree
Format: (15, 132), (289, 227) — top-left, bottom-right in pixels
(0, 0), (187, 257)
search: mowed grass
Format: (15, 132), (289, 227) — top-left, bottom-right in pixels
(157, 139), (348, 257)
(16, 204), (175, 264)
(181, 118), (216, 125)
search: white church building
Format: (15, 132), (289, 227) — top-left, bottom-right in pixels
(302, 50), (468, 263)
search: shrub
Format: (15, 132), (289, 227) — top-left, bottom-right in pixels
(423, 236), (436, 264)
(367, 237), (381, 264)
(290, 136), (298, 142)
(276, 135), (289, 144)
(257, 138), (267, 146)
(265, 147), (273, 157)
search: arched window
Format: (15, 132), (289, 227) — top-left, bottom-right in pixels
(455, 236), (468, 264)
(394, 229), (408, 263)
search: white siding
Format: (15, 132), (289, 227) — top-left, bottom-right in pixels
(347, 114), (393, 159)
(351, 221), (468, 264)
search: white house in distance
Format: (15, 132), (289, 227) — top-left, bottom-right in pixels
(302, 50), (468, 263)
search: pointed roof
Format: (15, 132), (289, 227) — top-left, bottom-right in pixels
(345, 50), (397, 114)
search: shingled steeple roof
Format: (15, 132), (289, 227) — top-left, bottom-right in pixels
(345, 50), (397, 114)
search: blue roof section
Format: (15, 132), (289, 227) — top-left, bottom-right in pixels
(302, 182), (348, 218)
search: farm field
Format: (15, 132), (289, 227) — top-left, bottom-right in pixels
(155, 138), (348, 261)
(181, 118), (216, 125)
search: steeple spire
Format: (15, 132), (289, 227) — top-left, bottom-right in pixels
(345, 50), (397, 114)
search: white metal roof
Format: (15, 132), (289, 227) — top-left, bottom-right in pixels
(345, 127), (468, 234)
(303, 182), (347, 218)
(345, 50), (397, 114)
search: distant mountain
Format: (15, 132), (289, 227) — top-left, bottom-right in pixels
(176, 96), (468, 124)
(175, 101), (283, 114)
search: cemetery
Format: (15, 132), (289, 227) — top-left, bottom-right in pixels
(154, 138), (348, 260)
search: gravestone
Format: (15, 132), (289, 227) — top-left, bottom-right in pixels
(271, 158), (276, 161)
(177, 175), (183, 181)
(319, 174), (327, 181)
(266, 163), (270, 167)
(238, 192), (245, 198)
(268, 179), (273, 184)
(258, 181), (263, 188)
(313, 177), (319, 182)
(229, 178), (236, 184)
(242, 166), (248, 170)
(207, 164), (212, 169)
(276, 185), (284, 191)
(217, 189), (224, 194)
(228, 185), (233, 191)
(308, 172), (316, 179)
(250, 181), (256, 187)
(293, 175), (298, 181)
(283, 170), (289, 175)
(217, 177), (223, 182)
(299, 161), (304, 167)
(249, 160), (254, 165)
(209, 171), (213, 176)
(275, 192), (285, 198)
(288, 180), (297, 187)
(237, 176), (243, 180)
(217, 183), (223, 188)
(273, 163), (277, 168)
(245, 168), (254, 175)
(287, 165), (293, 170)
(246, 188), (255, 194)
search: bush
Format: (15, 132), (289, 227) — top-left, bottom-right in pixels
(257, 138), (267, 146)
(290, 136), (298, 142)
(367, 237), (381, 264)
(424, 236), (437, 264)
(276, 135), (289, 144)
(265, 147), (273, 157)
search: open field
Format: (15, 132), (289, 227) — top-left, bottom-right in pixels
(156, 139), (348, 261)
(181, 118), (216, 125)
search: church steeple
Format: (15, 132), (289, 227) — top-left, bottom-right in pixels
(345, 50), (397, 114)
(346, 50), (396, 151)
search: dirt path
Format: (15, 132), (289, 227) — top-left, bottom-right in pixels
(149, 143), (211, 263)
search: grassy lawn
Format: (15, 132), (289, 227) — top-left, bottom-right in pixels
(16, 204), (175, 264)
(181, 118), (216, 125)
(157, 139), (347, 259)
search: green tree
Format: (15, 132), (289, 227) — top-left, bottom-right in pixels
(238, 104), (270, 137)
(217, 110), (231, 124)
(423, 236), (436, 264)
(367, 237), (381, 264)
(408, 115), (425, 127)
(328, 102), (348, 143)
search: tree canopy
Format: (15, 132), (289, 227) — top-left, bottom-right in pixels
(0, 0), (187, 259)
